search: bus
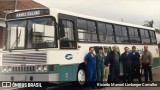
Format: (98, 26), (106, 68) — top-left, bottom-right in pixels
(0, 8), (159, 86)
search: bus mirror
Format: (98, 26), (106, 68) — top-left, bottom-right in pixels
(60, 24), (65, 38)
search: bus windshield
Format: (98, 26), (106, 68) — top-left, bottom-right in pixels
(6, 17), (56, 50)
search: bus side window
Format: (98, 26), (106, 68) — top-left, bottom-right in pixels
(77, 19), (98, 42)
(60, 20), (77, 49)
(140, 29), (151, 44)
(149, 30), (157, 44)
(128, 27), (141, 44)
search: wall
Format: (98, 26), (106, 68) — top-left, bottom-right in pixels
(0, 19), (5, 27)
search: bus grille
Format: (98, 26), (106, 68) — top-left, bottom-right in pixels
(2, 53), (47, 65)
(12, 65), (36, 72)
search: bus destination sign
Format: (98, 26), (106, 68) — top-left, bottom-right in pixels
(16, 10), (41, 18)
(6, 9), (49, 20)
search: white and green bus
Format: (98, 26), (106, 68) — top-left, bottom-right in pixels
(0, 8), (159, 86)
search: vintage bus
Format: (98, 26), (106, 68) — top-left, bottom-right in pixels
(0, 8), (159, 86)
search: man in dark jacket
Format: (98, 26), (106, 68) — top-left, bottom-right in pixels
(129, 46), (141, 83)
(120, 47), (131, 83)
(107, 45), (120, 83)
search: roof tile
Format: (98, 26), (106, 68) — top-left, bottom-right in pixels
(0, 0), (47, 18)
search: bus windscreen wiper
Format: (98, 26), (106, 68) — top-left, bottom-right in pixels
(9, 29), (22, 52)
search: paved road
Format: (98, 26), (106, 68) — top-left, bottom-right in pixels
(0, 67), (160, 90)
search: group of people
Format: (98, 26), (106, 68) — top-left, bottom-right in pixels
(84, 45), (153, 89)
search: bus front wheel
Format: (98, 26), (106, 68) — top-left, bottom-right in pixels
(77, 67), (86, 86)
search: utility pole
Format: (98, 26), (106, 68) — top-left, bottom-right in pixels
(15, 0), (18, 11)
(121, 18), (123, 22)
(158, 22), (160, 29)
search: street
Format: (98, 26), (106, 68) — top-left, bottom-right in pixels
(1, 67), (159, 90)
(48, 67), (160, 90)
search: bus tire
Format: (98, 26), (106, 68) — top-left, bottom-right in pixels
(77, 64), (87, 86)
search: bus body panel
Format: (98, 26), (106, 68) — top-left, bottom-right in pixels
(0, 8), (160, 83)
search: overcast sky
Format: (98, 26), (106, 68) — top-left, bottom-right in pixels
(34, 0), (160, 28)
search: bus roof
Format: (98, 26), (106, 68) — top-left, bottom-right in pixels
(6, 8), (155, 31)
(50, 8), (155, 31)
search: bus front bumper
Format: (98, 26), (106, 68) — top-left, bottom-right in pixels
(0, 73), (59, 82)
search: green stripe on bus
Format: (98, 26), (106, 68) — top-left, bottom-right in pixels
(152, 57), (160, 68)
(59, 64), (79, 82)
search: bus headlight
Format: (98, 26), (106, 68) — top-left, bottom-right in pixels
(2, 67), (7, 72)
(37, 66), (42, 71)
(8, 67), (12, 72)
(43, 65), (48, 71)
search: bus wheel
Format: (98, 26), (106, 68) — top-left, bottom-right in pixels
(77, 68), (86, 86)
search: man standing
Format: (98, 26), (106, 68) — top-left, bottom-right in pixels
(120, 47), (131, 83)
(141, 45), (153, 82)
(129, 46), (141, 83)
(107, 46), (120, 83)
(96, 47), (105, 83)
(84, 47), (97, 89)
(104, 47), (110, 83)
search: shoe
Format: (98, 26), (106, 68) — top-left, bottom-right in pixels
(88, 87), (92, 90)
(145, 80), (148, 83)
(150, 79), (153, 81)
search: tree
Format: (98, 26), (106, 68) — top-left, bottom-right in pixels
(155, 29), (160, 34)
(143, 20), (154, 27)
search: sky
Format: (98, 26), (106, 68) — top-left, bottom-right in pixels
(34, 0), (160, 29)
